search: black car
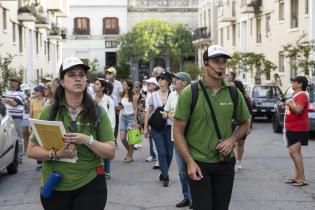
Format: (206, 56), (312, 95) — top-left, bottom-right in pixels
(272, 84), (315, 133)
(246, 85), (283, 119)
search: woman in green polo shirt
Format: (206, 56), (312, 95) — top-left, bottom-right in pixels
(27, 57), (115, 210)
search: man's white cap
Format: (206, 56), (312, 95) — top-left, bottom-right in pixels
(59, 57), (90, 76)
(145, 77), (159, 86)
(203, 45), (231, 61)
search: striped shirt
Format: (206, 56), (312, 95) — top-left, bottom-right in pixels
(2, 89), (26, 119)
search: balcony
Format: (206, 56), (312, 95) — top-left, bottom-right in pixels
(17, 4), (36, 22)
(47, 24), (62, 40)
(47, 0), (67, 16)
(219, 17), (236, 23)
(192, 27), (211, 46)
(241, 0), (262, 14)
(35, 13), (51, 29)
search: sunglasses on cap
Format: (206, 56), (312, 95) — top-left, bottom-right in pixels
(156, 76), (166, 81)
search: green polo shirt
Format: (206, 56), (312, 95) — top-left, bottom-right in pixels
(174, 80), (250, 163)
(30, 103), (114, 191)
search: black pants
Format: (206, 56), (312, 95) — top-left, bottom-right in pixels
(189, 159), (235, 210)
(41, 175), (107, 210)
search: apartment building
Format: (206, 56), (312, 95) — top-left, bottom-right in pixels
(217, 0), (314, 88)
(62, 0), (128, 72)
(0, 0), (68, 85)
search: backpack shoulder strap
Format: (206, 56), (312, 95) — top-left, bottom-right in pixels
(184, 81), (199, 136)
(228, 85), (238, 118)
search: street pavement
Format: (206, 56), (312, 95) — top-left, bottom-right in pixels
(0, 119), (315, 210)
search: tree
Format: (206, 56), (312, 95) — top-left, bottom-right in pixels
(0, 54), (17, 94)
(282, 32), (315, 76)
(87, 58), (99, 83)
(118, 19), (194, 73)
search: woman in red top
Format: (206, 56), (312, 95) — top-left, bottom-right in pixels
(285, 76), (309, 187)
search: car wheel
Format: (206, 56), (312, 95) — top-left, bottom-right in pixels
(272, 114), (283, 133)
(7, 142), (18, 174)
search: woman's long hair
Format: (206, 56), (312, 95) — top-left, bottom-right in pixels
(121, 79), (134, 102)
(50, 78), (98, 129)
(233, 80), (246, 96)
(97, 78), (113, 96)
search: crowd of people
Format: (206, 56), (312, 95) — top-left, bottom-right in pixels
(1, 44), (311, 210)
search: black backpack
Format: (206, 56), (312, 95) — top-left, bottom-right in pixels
(185, 81), (238, 135)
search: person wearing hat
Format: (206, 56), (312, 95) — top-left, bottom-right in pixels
(173, 45), (251, 209)
(42, 76), (52, 85)
(284, 76), (309, 187)
(161, 72), (193, 208)
(105, 66), (123, 141)
(144, 77), (160, 165)
(30, 85), (46, 119)
(2, 77), (26, 163)
(144, 71), (174, 187)
(27, 56), (115, 209)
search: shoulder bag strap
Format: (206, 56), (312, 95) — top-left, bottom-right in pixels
(199, 80), (222, 140)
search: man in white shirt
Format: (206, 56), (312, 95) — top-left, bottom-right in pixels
(105, 67), (123, 139)
(161, 72), (193, 208)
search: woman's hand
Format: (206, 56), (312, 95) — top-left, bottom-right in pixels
(144, 128), (149, 138)
(57, 143), (77, 159)
(64, 133), (89, 145)
(160, 111), (168, 119)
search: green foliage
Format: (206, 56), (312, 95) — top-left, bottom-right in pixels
(118, 19), (194, 74)
(18, 5), (32, 14)
(0, 54), (17, 94)
(227, 51), (277, 84)
(282, 32), (315, 76)
(182, 62), (200, 80)
(86, 58), (99, 83)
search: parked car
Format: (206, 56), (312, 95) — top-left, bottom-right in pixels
(272, 84), (315, 133)
(0, 96), (19, 174)
(246, 85), (283, 119)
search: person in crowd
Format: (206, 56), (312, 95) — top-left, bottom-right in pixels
(232, 80), (253, 172)
(2, 78), (26, 163)
(144, 77), (160, 167)
(284, 76), (309, 187)
(106, 67), (123, 141)
(27, 56), (115, 210)
(93, 78), (115, 179)
(29, 85), (47, 171)
(161, 72), (193, 208)
(144, 71), (174, 187)
(151, 66), (164, 78)
(273, 73), (283, 87)
(225, 71), (236, 85)
(140, 74), (148, 95)
(173, 45), (251, 210)
(86, 79), (95, 96)
(42, 76), (52, 86)
(119, 79), (135, 162)
(20, 83), (31, 153)
(133, 81), (146, 149)
(44, 82), (54, 106)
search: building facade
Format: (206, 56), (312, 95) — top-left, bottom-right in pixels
(62, 0), (128, 74)
(0, 0), (68, 85)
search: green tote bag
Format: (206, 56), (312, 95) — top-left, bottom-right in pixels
(128, 128), (142, 145)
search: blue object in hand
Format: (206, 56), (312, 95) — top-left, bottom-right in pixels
(40, 171), (61, 198)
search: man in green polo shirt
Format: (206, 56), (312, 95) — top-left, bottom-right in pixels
(173, 45), (251, 210)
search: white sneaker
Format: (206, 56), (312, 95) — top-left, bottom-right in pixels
(145, 156), (154, 162)
(237, 164), (243, 170)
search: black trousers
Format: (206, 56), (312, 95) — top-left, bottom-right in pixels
(189, 159), (235, 210)
(41, 175), (107, 210)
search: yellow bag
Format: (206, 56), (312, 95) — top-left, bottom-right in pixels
(128, 128), (142, 145)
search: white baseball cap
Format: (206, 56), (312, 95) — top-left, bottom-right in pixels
(145, 77), (159, 86)
(203, 45), (231, 61)
(59, 57), (90, 77)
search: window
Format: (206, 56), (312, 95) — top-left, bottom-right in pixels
(40, 33), (42, 48)
(256, 18), (261, 43)
(105, 41), (118, 48)
(103, 18), (119, 34)
(266, 14), (271, 38)
(220, 28), (223, 45)
(12, 23), (16, 42)
(305, 0), (309, 15)
(279, 52), (285, 72)
(217, 0), (223, 17)
(232, 24), (236, 46)
(290, 0), (298, 28)
(36, 31), (39, 54)
(227, 26), (230, 41)
(18, 25), (23, 53)
(279, 0), (284, 21)
(232, 1), (236, 17)
(74, 17), (90, 35)
(3, 9), (7, 30)
(203, 11), (206, 27)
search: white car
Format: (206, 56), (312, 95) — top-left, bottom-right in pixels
(0, 96), (19, 174)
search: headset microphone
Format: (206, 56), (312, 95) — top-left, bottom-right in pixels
(207, 64), (223, 76)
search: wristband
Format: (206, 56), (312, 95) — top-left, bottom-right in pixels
(87, 135), (94, 145)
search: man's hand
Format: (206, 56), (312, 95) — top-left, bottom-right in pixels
(187, 160), (203, 181)
(216, 138), (234, 156)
